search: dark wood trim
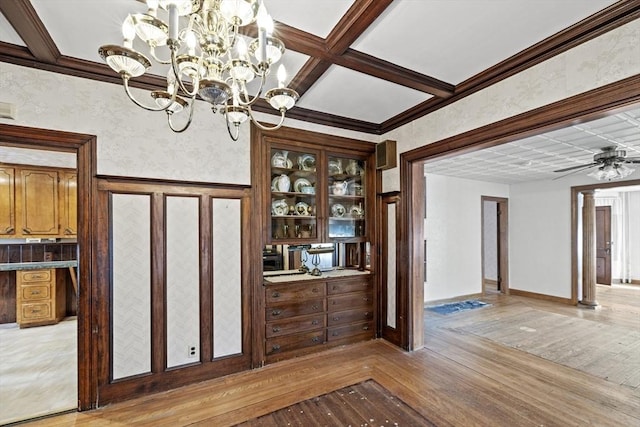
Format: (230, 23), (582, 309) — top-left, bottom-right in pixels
(0, 0), (60, 63)
(480, 196), (509, 295)
(508, 289), (573, 305)
(403, 74), (640, 163)
(570, 178), (640, 304)
(151, 193), (166, 373)
(200, 195), (213, 362)
(0, 124), (97, 411)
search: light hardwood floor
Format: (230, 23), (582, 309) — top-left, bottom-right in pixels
(15, 286), (640, 426)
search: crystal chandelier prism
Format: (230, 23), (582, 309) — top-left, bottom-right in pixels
(99, 0), (299, 140)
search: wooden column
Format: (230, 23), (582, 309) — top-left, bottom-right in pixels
(580, 190), (598, 308)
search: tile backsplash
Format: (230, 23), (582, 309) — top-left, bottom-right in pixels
(0, 243), (78, 263)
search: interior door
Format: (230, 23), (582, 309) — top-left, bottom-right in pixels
(378, 192), (402, 346)
(596, 205), (612, 285)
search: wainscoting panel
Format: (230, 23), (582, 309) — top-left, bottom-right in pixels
(386, 203), (397, 329)
(111, 193), (151, 380)
(212, 198), (242, 358)
(166, 196), (201, 368)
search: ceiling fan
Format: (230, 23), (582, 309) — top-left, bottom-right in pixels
(554, 146), (640, 180)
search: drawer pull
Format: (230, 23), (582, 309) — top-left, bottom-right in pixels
(271, 344), (281, 352)
(311, 319), (319, 325)
(312, 336), (320, 343)
(362, 325), (369, 331)
(332, 286), (337, 290)
(333, 316), (340, 321)
(4, 226), (14, 233)
(312, 288), (319, 293)
(31, 309), (41, 313)
(363, 297), (370, 302)
(271, 309), (282, 316)
(31, 290), (41, 295)
(272, 326), (281, 333)
(332, 331), (339, 337)
(23, 228), (31, 234)
(271, 291), (280, 298)
(312, 305), (319, 310)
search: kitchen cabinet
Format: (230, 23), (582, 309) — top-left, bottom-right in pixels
(18, 168), (59, 236)
(0, 163), (77, 238)
(264, 275), (374, 363)
(59, 171), (77, 236)
(0, 166), (15, 236)
(16, 268), (66, 328)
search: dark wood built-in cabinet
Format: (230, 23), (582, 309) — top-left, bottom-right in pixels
(264, 275), (374, 363)
(252, 125), (379, 365)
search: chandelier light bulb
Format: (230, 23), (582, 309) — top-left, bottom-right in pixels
(277, 64), (286, 88)
(122, 16), (136, 47)
(236, 37), (248, 59)
(185, 30), (197, 55)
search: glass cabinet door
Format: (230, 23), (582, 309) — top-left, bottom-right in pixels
(327, 155), (366, 239)
(270, 147), (318, 241)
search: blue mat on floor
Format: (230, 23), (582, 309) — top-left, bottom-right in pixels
(427, 299), (490, 315)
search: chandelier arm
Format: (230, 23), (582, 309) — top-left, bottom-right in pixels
(169, 48), (200, 98)
(225, 117), (241, 141)
(247, 106), (286, 131)
(167, 96), (196, 133)
(148, 46), (172, 65)
(123, 75), (175, 112)
(236, 74), (267, 107)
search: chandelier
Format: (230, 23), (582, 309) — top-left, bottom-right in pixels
(587, 162), (635, 181)
(98, 0), (299, 140)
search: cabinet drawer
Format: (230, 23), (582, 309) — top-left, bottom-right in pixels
(266, 299), (325, 320)
(327, 279), (371, 295)
(328, 321), (374, 342)
(266, 282), (326, 304)
(19, 270), (52, 283)
(21, 284), (51, 301)
(21, 302), (52, 320)
(328, 308), (373, 327)
(266, 314), (325, 338)
(266, 330), (325, 356)
(328, 291), (373, 312)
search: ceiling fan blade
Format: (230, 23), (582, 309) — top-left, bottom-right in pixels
(552, 163), (599, 180)
(623, 158), (640, 164)
(553, 162), (598, 173)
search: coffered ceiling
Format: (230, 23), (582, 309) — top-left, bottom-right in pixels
(1, 0), (637, 134)
(1, 1), (639, 185)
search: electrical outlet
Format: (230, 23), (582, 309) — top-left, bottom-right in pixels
(187, 345), (197, 358)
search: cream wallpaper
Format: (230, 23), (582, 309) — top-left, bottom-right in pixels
(382, 18), (640, 192)
(166, 196), (201, 368)
(111, 194), (151, 380)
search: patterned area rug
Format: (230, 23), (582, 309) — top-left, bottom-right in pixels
(233, 380), (435, 426)
(427, 299), (490, 315)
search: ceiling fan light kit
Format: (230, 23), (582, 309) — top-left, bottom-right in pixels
(98, 0), (299, 140)
(554, 146), (640, 181)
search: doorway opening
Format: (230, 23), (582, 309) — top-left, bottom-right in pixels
(481, 196), (509, 295)
(0, 124), (95, 423)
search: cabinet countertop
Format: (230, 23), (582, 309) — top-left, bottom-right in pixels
(264, 268), (371, 284)
(0, 261), (78, 271)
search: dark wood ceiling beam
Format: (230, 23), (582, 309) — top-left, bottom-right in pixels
(288, 58), (331, 97)
(325, 0), (394, 54)
(0, 0), (60, 64)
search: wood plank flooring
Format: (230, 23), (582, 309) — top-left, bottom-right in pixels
(15, 285), (640, 426)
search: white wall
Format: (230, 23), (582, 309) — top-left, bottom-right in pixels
(509, 175), (638, 298)
(424, 173), (508, 302)
(629, 192), (640, 280)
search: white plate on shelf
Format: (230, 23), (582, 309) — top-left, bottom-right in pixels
(331, 203), (346, 217)
(328, 160), (342, 175)
(271, 199), (289, 216)
(294, 202), (311, 216)
(294, 178), (312, 193)
(297, 154), (316, 171)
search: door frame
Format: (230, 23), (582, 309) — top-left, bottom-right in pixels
(0, 123), (97, 410)
(481, 196), (509, 295)
(399, 75), (640, 350)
